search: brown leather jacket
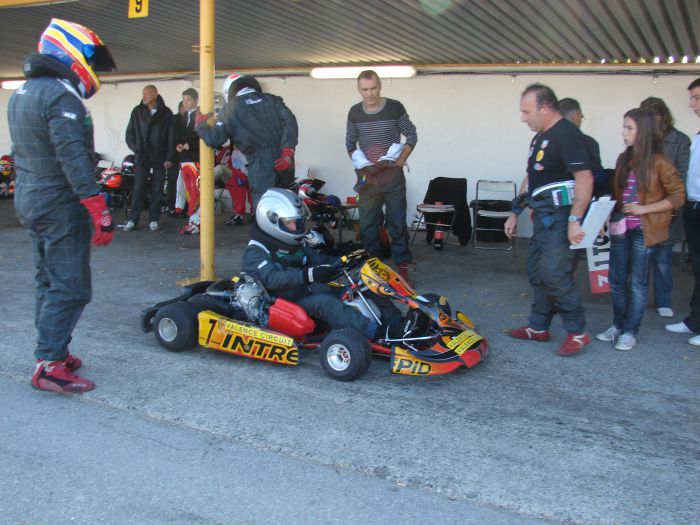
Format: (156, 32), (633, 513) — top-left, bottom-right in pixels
(613, 153), (686, 247)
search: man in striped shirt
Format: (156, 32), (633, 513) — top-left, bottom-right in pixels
(346, 70), (418, 284)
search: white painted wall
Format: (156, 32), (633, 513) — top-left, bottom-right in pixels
(2, 73), (699, 236)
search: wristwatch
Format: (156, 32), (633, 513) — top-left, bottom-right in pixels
(568, 215), (582, 223)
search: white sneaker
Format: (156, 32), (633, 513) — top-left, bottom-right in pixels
(123, 220), (135, 232)
(665, 321), (693, 334)
(689, 335), (700, 346)
(614, 332), (637, 351)
(148, 221), (159, 231)
(656, 307), (674, 318)
(595, 326), (620, 342)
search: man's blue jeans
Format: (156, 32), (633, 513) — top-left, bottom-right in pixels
(609, 227), (651, 335)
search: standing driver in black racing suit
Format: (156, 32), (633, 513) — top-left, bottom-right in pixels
(242, 189), (414, 340)
(196, 74), (298, 209)
(7, 18), (117, 392)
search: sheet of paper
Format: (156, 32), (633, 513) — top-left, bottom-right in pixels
(570, 197), (616, 249)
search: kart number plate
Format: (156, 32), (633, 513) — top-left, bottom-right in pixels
(447, 330), (483, 354)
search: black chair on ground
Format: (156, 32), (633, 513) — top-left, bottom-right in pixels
(409, 177), (471, 248)
(471, 179), (517, 256)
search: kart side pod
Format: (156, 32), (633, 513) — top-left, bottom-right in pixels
(267, 298), (316, 337)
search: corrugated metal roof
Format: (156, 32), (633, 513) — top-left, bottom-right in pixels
(1, 0), (698, 80)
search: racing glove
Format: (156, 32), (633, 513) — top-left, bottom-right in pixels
(80, 194), (114, 246)
(195, 111), (213, 127)
(274, 147), (295, 171)
(305, 264), (336, 284)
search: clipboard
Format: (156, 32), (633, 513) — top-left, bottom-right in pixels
(570, 196), (616, 249)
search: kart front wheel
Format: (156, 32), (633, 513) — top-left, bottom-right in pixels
(319, 328), (371, 381)
(153, 302), (198, 352)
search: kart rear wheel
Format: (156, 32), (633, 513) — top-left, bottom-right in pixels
(319, 329), (371, 381)
(153, 302), (198, 352)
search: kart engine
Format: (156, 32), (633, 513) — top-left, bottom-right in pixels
(204, 274), (271, 325)
(231, 273), (270, 325)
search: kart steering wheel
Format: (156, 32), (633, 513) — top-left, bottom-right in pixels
(340, 249), (368, 272)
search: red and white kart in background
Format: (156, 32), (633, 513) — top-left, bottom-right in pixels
(141, 250), (488, 381)
(0, 154), (15, 198)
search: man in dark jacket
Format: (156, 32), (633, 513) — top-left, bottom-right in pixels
(124, 84), (175, 231)
(196, 74), (298, 209)
(7, 18), (116, 392)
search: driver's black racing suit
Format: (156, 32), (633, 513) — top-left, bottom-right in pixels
(196, 90), (298, 208)
(242, 222), (399, 337)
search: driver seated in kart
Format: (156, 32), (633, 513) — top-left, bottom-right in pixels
(242, 188), (415, 340)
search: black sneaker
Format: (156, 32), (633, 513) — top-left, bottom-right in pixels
(376, 314), (418, 340)
(226, 214), (244, 226)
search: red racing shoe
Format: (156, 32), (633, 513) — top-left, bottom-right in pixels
(557, 333), (590, 356)
(507, 326), (551, 342)
(32, 360), (95, 393)
(63, 352), (82, 371)
(36, 352), (81, 371)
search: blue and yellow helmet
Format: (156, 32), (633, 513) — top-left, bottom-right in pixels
(38, 18), (116, 99)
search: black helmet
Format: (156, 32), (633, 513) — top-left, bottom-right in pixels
(222, 73), (262, 102)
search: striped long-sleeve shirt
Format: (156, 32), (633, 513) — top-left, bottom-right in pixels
(345, 98), (417, 163)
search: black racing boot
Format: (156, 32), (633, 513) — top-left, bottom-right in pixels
(375, 314), (418, 340)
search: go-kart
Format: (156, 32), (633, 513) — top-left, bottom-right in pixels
(141, 250), (488, 381)
(0, 154), (15, 198)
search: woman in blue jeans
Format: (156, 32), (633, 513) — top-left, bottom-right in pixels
(639, 98), (691, 318)
(596, 108), (685, 350)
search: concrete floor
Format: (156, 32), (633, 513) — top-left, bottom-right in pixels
(0, 198), (698, 525)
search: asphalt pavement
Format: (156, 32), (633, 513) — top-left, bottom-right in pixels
(0, 198), (698, 525)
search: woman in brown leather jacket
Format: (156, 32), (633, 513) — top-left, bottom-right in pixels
(595, 108), (685, 351)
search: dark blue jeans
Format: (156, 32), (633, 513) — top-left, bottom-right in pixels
(357, 168), (412, 265)
(527, 210), (585, 333)
(24, 202), (92, 361)
(649, 243), (673, 309)
(682, 202), (700, 331)
(609, 227), (651, 335)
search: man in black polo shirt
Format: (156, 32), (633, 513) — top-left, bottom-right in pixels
(504, 84), (593, 356)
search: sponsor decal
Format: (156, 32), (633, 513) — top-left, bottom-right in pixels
(586, 229), (611, 293)
(219, 318), (294, 346)
(535, 150), (544, 162)
(62, 111), (77, 120)
(541, 139), (549, 148)
(446, 329), (484, 354)
(199, 312), (298, 365)
(391, 347), (432, 375)
(534, 162), (544, 171)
